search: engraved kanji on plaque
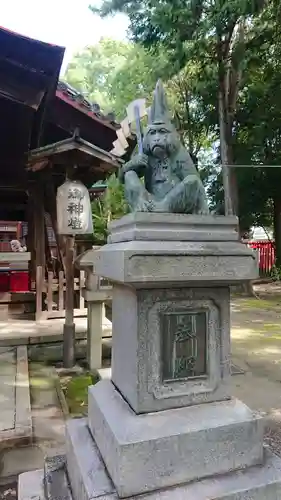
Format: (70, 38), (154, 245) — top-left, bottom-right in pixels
(162, 311), (207, 381)
(173, 314), (197, 378)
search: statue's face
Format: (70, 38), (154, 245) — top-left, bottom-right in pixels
(143, 123), (180, 158)
(10, 240), (21, 252)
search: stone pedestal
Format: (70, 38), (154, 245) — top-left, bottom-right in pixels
(94, 213), (255, 416)
(88, 380), (264, 497)
(18, 214), (281, 500)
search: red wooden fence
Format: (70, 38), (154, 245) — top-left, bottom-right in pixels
(248, 240), (275, 276)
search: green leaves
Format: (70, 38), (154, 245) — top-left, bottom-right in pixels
(92, 174), (129, 243)
(88, 0), (281, 234)
(64, 38), (168, 120)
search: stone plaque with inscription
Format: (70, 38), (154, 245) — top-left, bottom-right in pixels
(162, 311), (207, 381)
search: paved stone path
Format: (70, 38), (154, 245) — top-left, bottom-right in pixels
(0, 361), (65, 479)
(0, 316), (112, 346)
(0, 348), (16, 433)
(0, 318), (88, 346)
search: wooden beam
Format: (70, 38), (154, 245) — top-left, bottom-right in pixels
(0, 72), (45, 109)
(55, 90), (117, 131)
(26, 136), (122, 169)
(33, 184), (45, 269)
(0, 186), (26, 192)
(44, 218), (52, 270)
(50, 96), (118, 151)
(42, 169), (65, 273)
(36, 265), (43, 322)
(0, 203), (26, 211)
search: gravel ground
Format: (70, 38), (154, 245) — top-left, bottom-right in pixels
(0, 482), (17, 500)
(265, 424), (281, 458)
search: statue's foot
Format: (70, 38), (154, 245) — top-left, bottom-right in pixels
(197, 207), (209, 215)
(135, 199), (155, 212)
(195, 201), (210, 215)
(153, 204), (165, 213)
(152, 200), (171, 213)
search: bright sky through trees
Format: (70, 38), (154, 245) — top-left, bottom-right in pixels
(0, 0), (129, 74)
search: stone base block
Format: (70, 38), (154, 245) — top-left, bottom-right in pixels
(20, 418), (280, 500)
(88, 380), (264, 498)
(17, 451), (281, 500)
(66, 419), (114, 500)
(44, 455), (72, 500)
(108, 213), (239, 243)
(93, 214), (258, 287)
(111, 286), (231, 413)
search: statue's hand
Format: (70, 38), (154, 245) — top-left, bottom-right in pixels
(131, 154), (149, 169)
(119, 154), (148, 183)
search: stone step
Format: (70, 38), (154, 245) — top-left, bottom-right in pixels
(44, 456), (72, 500)
(88, 380), (265, 497)
(0, 346), (32, 449)
(18, 470), (45, 500)
(18, 466), (73, 500)
(0, 319), (111, 347)
(19, 426), (281, 500)
(65, 418), (115, 500)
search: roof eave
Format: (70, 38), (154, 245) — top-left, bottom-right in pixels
(26, 136), (123, 170)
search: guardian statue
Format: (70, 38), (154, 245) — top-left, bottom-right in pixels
(119, 80), (209, 214)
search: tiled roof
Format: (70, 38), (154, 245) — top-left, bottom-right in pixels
(56, 81), (119, 129)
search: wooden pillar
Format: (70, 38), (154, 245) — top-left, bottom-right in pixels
(44, 219), (52, 270)
(26, 190), (36, 284)
(33, 182), (45, 322)
(63, 235), (76, 368)
(44, 168), (66, 273)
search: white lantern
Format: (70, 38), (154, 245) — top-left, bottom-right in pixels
(57, 180), (93, 235)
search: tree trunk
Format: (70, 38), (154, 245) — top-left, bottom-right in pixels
(273, 197), (281, 268)
(218, 98), (239, 216)
(218, 90), (233, 215)
(217, 23), (243, 218)
(218, 61), (239, 216)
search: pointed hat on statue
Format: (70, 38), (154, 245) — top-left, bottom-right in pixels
(148, 79), (173, 127)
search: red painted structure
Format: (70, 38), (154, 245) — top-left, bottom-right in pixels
(0, 221), (21, 252)
(248, 241), (275, 276)
(0, 220), (29, 292)
(0, 270), (29, 293)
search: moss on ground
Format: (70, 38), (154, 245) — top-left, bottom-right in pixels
(61, 372), (99, 417)
(234, 296), (281, 312)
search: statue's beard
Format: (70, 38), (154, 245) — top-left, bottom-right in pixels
(151, 144), (167, 158)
